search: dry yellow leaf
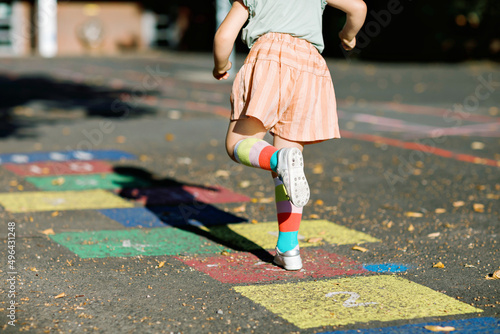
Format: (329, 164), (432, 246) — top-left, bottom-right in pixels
(308, 214), (320, 219)
(307, 237), (323, 243)
(312, 164), (324, 174)
(258, 197), (274, 204)
(427, 232), (441, 239)
(165, 133), (175, 142)
(239, 180), (251, 188)
(232, 204), (246, 213)
(157, 261), (165, 269)
(51, 211), (59, 217)
(486, 193), (500, 200)
(352, 245), (368, 252)
(54, 292), (66, 299)
(408, 224), (415, 232)
(41, 228), (55, 235)
(453, 201), (465, 207)
(251, 219), (258, 224)
(473, 203), (484, 213)
(29, 267), (38, 272)
(115, 135), (126, 143)
(435, 208), (446, 214)
(51, 177), (65, 186)
(424, 325), (455, 332)
(493, 270), (500, 279)
(315, 199), (324, 206)
(405, 211), (423, 218)
(433, 262), (445, 268)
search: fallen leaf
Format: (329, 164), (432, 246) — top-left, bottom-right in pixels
(251, 219), (258, 224)
(312, 164), (323, 174)
(51, 211), (59, 217)
(486, 193), (500, 200)
(424, 325), (455, 332)
(40, 228), (55, 235)
(115, 136), (126, 143)
(433, 262), (445, 268)
(165, 133), (175, 142)
(453, 201), (465, 207)
(232, 204), (246, 213)
(29, 267), (38, 272)
(352, 246), (368, 252)
(427, 232), (441, 239)
(435, 208), (446, 214)
(315, 199), (324, 206)
(51, 177), (65, 186)
(470, 141), (485, 150)
(308, 214), (320, 219)
(493, 270), (500, 279)
(156, 261), (165, 269)
(221, 251), (230, 256)
(214, 170), (230, 178)
(473, 203), (484, 213)
(258, 197), (274, 203)
(239, 180), (250, 188)
(55, 292), (66, 299)
(405, 211), (423, 218)
(307, 237), (323, 243)
(408, 224), (415, 232)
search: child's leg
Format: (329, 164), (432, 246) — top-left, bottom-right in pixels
(272, 135), (305, 270)
(273, 176), (303, 252)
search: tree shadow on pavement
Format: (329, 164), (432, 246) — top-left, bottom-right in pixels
(112, 166), (275, 264)
(0, 74), (157, 138)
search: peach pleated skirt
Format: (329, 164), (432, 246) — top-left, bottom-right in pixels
(230, 32), (340, 142)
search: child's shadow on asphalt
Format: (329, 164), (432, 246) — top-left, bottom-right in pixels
(112, 166), (274, 264)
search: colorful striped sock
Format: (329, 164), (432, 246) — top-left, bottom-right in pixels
(234, 138), (279, 172)
(274, 177), (302, 252)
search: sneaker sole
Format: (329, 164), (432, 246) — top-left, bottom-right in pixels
(279, 147), (309, 208)
(273, 254), (303, 271)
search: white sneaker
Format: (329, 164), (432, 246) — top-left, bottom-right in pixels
(273, 245), (302, 271)
(276, 147), (309, 207)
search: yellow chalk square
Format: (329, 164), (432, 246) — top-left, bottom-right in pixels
(0, 189), (134, 212)
(233, 275), (483, 329)
(226, 220), (380, 250)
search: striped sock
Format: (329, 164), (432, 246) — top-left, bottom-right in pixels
(274, 177), (302, 252)
(234, 138), (279, 172)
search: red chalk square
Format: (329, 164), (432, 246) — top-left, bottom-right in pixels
(175, 249), (367, 284)
(3, 161), (114, 177)
(118, 185), (251, 205)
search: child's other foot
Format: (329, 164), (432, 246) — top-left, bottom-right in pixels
(273, 245), (302, 271)
(276, 147), (309, 207)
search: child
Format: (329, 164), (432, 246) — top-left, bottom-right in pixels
(213, 0), (366, 270)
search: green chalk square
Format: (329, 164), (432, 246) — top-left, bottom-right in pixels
(50, 228), (228, 258)
(26, 173), (151, 191)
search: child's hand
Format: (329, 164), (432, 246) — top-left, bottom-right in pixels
(339, 31), (356, 50)
(213, 62), (232, 80)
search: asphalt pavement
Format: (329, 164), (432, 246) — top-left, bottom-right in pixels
(0, 51), (499, 333)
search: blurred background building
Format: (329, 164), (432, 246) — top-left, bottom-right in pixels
(0, 0), (498, 61)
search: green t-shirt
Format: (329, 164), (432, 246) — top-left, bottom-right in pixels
(240, 0), (328, 53)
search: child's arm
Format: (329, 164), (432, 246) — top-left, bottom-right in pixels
(326, 0), (367, 50)
(213, 0), (249, 80)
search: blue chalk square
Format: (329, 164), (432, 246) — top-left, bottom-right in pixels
(318, 317), (500, 334)
(363, 263), (410, 273)
(99, 207), (165, 228)
(0, 150), (136, 164)
(148, 205), (246, 227)
(99, 205), (246, 228)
